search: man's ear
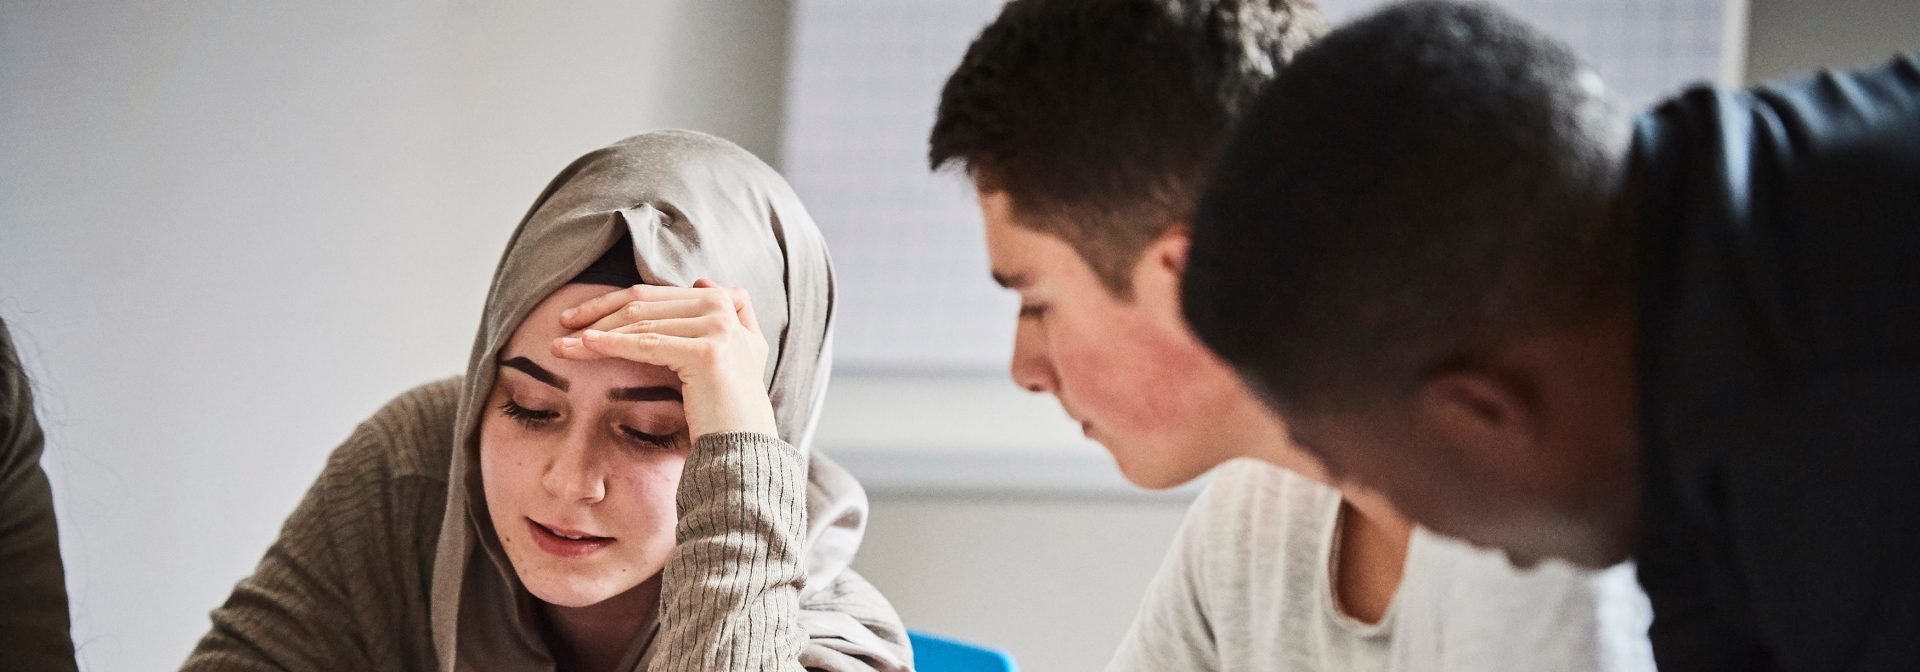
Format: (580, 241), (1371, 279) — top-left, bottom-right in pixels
(1411, 369), (1545, 485)
(1155, 227), (1191, 274)
(1135, 230), (1191, 306)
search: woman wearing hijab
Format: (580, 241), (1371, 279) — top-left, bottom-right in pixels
(182, 131), (912, 672)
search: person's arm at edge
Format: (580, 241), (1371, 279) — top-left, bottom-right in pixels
(0, 321), (78, 672)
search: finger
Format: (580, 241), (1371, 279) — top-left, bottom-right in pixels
(580, 298), (713, 333)
(559, 286), (644, 329)
(692, 279), (760, 335)
(732, 287), (762, 336)
(559, 284), (725, 328)
(550, 335), (604, 360)
(550, 315), (720, 359)
(577, 329), (710, 371)
(604, 315), (722, 339)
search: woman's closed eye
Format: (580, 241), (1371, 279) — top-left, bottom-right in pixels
(500, 398), (558, 426)
(500, 393), (681, 450)
(619, 426), (677, 451)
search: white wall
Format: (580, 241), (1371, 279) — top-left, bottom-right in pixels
(857, 498), (1188, 672)
(1, 2), (792, 669)
(1744, 0), (1920, 83)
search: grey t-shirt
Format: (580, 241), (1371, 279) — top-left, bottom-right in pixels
(1108, 459), (1654, 672)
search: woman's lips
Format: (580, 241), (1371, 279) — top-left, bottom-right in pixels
(526, 518), (614, 558)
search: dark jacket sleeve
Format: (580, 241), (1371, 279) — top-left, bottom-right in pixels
(0, 319), (78, 672)
(1635, 54), (1920, 672)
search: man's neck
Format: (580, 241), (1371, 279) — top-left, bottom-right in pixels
(1333, 487), (1415, 625)
(541, 576), (661, 672)
(1535, 313), (1643, 566)
(1229, 398), (1333, 481)
(1220, 394), (1415, 625)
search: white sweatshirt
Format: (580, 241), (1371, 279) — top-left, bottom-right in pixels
(1108, 459), (1654, 672)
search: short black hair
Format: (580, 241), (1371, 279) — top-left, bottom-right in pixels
(930, 0), (1324, 295)
(1184, 0), (1632, 413)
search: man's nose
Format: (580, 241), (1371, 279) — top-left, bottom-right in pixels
(1009, 322), (1058, 394)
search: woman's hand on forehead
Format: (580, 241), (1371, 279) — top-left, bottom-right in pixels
(551, 281), (777, 442)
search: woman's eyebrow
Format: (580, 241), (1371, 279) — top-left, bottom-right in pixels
(501, 355), (677, 401)
(610, 386), (682, 403)
(500, 356), (568, 391)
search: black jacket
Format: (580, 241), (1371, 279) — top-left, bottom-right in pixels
(1634, 54), (1920, 671)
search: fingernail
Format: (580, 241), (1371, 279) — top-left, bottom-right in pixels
(558, 337), (582, 349)
(561, 308), (576, 320)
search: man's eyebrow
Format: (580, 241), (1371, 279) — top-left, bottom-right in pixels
(991, 270), (1028, 289)
(500, 356), (568, 391)
(610, 386), (682, 403)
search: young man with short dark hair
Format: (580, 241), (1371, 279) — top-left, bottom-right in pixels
(1183, 2), (1920, 669)
(930, 1), (1655, 669)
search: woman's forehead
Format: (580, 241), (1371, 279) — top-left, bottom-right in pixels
(501, 284), (680, 389)
(529, 284), (620, 326)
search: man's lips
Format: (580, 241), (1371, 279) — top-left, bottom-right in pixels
(526, 518), (614, 558)
(1059, 402), (1092, 437)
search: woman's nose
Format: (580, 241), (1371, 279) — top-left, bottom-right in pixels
(541, 428), (608, 503)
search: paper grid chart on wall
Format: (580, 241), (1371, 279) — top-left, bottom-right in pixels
(782, 0), (1740, 374)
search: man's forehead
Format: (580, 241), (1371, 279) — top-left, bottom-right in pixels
(979, 191), (1035, 288)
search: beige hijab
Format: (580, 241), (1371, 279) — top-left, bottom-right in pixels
(427, 131), (886, 670)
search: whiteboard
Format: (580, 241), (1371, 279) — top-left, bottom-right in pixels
(782, 0), (1744, 374)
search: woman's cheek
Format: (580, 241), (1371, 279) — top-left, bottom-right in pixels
(477, 427), (544, 528)
(476, 426), (517, 478)
(476, 436), (519, 553)
(614, 457), (688, 536)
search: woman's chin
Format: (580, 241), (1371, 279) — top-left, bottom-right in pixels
(498, 530), (674, 608)
(525, 578), (615, 608)
(517, 566), (632, 608)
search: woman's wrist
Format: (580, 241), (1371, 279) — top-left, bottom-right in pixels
(685, 378), (778, 442)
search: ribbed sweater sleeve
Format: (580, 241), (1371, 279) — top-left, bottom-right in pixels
(180, 382), (451, 672)
(181, 440), (372, 672)
(650, 431), (809, 672)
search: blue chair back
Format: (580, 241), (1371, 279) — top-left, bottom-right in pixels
(907, 630), (1018, 672)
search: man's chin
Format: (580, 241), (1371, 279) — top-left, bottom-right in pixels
(1559, 541), (1636, 569)
(1500, 549), (1545, 569)
(1474, 526), (1634, 570)
(1502, 546), (1632, 570)
(1109, 448), (1211, 491)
